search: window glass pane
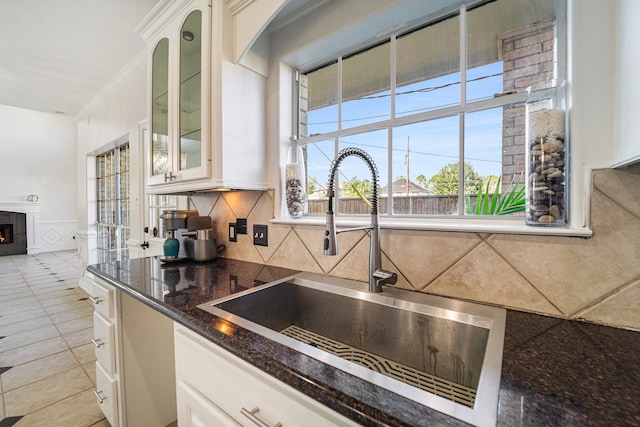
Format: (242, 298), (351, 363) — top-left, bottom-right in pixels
(303, 139), (334, 215)
(338, 130), (389, 215)
(464, 106), (525, 216)
(342, 42), (391, 129)
(392, 117), (459, 215)
(467, 0), (556, 101)
(304, 63), (338, 135)
(396, 14), (460, 117)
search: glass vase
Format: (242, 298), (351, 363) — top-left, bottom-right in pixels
(285, 144), (307, 219)
(525, 80), (568, 226)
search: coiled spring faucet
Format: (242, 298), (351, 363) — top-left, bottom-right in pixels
(323, 147), (398, 293)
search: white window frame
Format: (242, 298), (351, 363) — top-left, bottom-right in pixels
(273, 0), (592, 237)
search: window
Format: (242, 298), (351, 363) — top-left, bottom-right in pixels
(96, 143), (130, 262)
(297, 0), (564, 220)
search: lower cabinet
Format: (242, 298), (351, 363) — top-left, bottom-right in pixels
(174, 323), (359, 427)
(84, 274), (177, 427)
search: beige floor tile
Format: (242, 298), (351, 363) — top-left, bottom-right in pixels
(0, 336), (69, 366)
(0, 289), (33, 302)
(82, 361), (96, 385)
(89, 420), (110, 427)
(56, 315), (93, 336)
(48, 305), (94, 324)
(63, 327), (94, 349)
(2, 350), (80, 392)
(38, 293), (82, 307)
(45, 300), (93, 315)
(72, 342), (97, 365)
(0, 299), (43, 316)
(0, 307), (48, 327)
(0, 316), (53, 337)
(0, 325), (61, 353)
(5, 366), (93, 416)
(14, 389), (104, 427)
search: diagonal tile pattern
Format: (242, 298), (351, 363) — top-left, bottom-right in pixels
(0, 251), (105, 427)
(191, 167), (640, 331)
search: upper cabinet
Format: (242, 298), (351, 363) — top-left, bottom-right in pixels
(137, 0), (269, 194)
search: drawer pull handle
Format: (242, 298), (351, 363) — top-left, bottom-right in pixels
(89, 296), (103, 305)
(241, 407), (282, 427)
(90, 338), (104, 348)
(93, 390), (106, 404)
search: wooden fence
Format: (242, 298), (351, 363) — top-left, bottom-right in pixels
(307, 195), (472, 215)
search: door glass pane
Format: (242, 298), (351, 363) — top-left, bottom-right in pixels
(396, 14), (460, 117)
(342, 42), (391, 129)
(179, 11), (203, 171)
(152, 38), (170, 176)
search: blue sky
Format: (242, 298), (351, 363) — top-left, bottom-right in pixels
(305, 62), (505, 192)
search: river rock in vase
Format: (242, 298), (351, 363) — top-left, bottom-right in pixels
(526, 108), (566, 225)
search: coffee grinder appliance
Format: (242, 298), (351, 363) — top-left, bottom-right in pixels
(159, 210), (197, 259)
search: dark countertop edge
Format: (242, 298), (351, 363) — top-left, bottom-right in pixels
(87, 266), (467, 427)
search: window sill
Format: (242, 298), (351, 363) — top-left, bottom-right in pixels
(271, 215), (593, 238)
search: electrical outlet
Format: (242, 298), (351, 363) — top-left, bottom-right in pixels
(228, 223), (237, 242)
(253, 224), (268, 246)
(236, 218), (247, 234)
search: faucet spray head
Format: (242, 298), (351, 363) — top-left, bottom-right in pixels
(324, 195), (337, 255)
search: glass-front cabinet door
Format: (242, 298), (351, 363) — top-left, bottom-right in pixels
(146, 0), (210, 188)
(179, 11), (203, 174)
(151, 38), (170, 182)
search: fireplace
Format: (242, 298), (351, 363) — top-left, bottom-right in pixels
(0, 211), (27, 256)
(0, 224), (14, 244)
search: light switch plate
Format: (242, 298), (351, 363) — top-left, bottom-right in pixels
(253, 225), (268, 246)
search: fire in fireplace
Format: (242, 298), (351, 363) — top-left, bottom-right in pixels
(0, 224), (13, 244)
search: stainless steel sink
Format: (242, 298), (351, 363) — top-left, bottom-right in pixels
(198, 272), (505, 427)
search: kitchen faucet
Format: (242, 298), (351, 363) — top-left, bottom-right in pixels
(323, 147), (398, 293)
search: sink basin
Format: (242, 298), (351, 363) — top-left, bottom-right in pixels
(198, 272), (505, 427)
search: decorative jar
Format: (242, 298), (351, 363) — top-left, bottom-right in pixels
(285, 143), (307, 219)
(525, 80), (568, 226)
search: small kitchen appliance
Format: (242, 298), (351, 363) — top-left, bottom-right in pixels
(159, 210), (197, 259)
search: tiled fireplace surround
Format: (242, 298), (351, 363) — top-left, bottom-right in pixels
(188, 167), (640, 331)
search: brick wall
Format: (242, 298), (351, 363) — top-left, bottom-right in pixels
(501, 20), (555, 188)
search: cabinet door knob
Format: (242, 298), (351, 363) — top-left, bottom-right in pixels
(93, 390), (106, 404)
(241, 407), (282, 427)
(90, 338), (104, 348)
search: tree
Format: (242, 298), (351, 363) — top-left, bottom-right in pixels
(416, 174), (428, 189)
(342, 177), (373, 198)
(427, 162), (483, 195)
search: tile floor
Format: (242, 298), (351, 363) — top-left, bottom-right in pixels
(0, 251), (107, 427)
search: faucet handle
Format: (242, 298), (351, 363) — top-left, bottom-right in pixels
(373, 269), (398, 291)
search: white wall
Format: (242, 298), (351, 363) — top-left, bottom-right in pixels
(612, 0), (640, 166)
(76, 54), (149, 267)
(0, 104), (78, 252)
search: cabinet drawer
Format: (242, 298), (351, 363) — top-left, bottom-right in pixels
(93, 312), (116, 375)
(95, 361), (118, 427)
(174, 325), (358, 427)
(91, 279), (115, 319)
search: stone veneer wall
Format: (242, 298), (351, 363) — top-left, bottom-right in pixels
(189, 166), (640, 331)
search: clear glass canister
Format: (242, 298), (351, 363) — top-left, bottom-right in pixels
(525, 80), (568, 226)
(285, 144), (307, 219)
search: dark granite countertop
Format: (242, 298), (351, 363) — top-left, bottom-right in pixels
(87, 256), (640, 427)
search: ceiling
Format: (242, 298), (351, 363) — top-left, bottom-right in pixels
(0, 0), (161, 117)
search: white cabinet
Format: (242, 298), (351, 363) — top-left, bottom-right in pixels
(174, 323), (359, 427)
(88, 277), (121, 427)
(138, 0), (268, 194)
(86, 275), (177, 426)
